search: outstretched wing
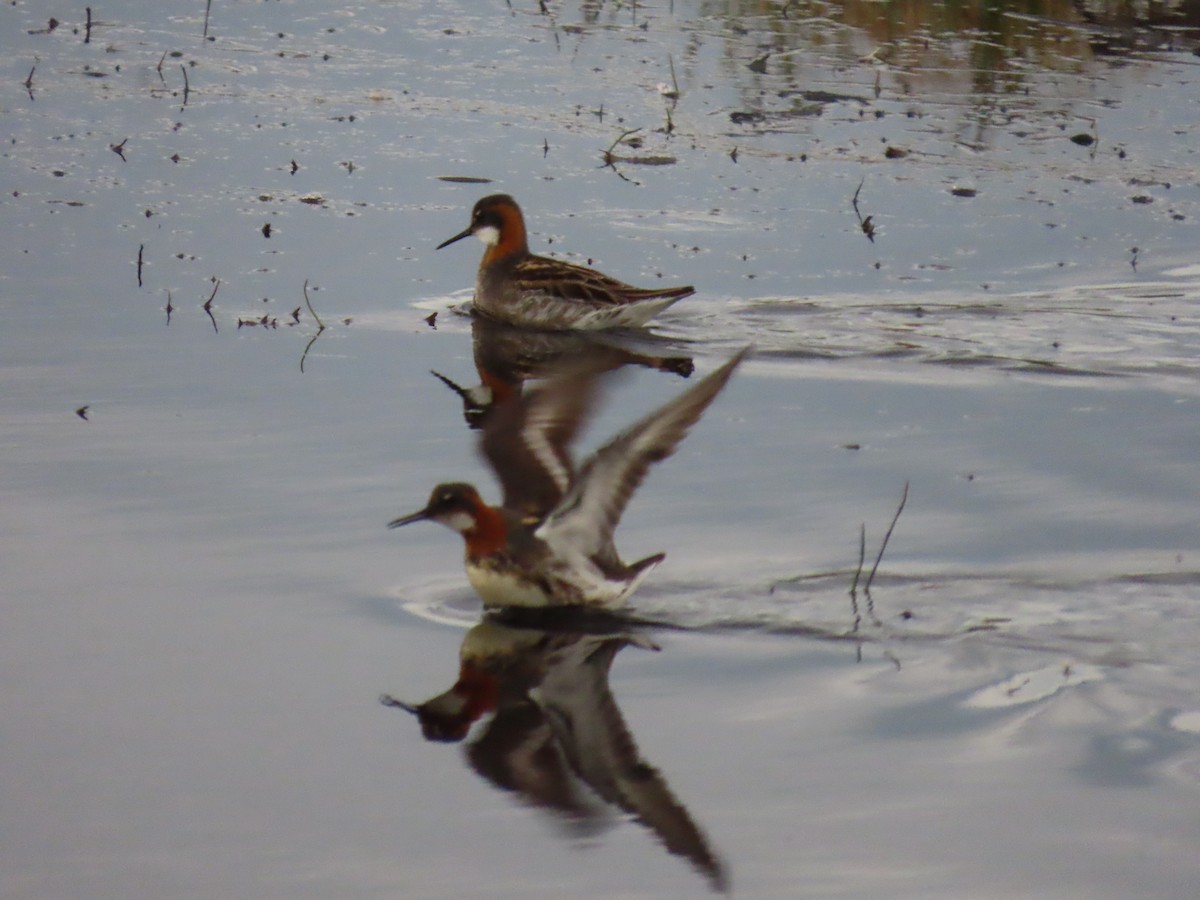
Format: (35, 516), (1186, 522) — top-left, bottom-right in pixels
(536, 348), (748, 559)
(479, 357), (609, 523)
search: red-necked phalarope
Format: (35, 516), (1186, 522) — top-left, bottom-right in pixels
(389, 348), (748, 608)
(436, 194), (694, 331)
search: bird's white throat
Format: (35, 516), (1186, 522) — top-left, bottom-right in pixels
(440, 511), (477, 533)
(474, 225), (500, 246)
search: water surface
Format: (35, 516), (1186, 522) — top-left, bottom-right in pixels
(3, 1), (1200, 896)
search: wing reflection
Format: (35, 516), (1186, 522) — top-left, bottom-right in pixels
(383, 615), (728, 892)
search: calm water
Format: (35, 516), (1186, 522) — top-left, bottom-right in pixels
(3, 1), (1200, 896)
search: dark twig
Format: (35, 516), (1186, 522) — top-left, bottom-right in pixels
(85, 7), (93, 44)
(852, 177), (875, 242)
(180, 64), (190, 106)
(165, 290), (174, 325)
(137, 243), (144, 287)
(299, 279), (326, 373)
(848, 523), (865, 632)
(601, 127), (642, 167)
(24, 65), (36, 97)
(599, 127), (679, 184)
(601, 129), (640, 184)
(203, 279), (219, 333)
(302, 278), (324, 330)
(848, 521), (866, 599)
(203, 0), (212, 40)
(864, 480), (909, 595)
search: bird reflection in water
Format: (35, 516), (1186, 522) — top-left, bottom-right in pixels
(382, 615), (728, 893)
(430, 315), (694, 430)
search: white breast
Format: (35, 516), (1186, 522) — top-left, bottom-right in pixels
(466, 563), (553, 608)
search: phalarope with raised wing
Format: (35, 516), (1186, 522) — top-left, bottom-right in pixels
(389, 349), (747, 608)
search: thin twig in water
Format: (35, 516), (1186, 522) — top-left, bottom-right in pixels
(180, 64), (190, 106)
(864, 480), (908, 595)
(849, 521), (866, 598)
(602, 127), (642, 166)
(137, 244), (144, 287)
(85, 7), (93, 44)
(851, 177), (875, 242)
(203, 279), (219, 333)
(203, 0), (212, 39)
(302, 278), (324, 330)
(300, 279), (326, 373)
(848, 522), (865, 632)
(600, 127), (648, 184)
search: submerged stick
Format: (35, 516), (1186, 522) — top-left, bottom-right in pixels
(864, 480), (908, 594)
(851, 177), (875, 242)
(299, 279), (326, 373)
(848, 521), (866, 598)
(202, 279), (219, 333)
(602, 127), (642, 166)
(302, 278), (324, 330)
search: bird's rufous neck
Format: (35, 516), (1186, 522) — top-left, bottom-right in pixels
(480, 205), (528, 265)
(463, 502), (507, 558)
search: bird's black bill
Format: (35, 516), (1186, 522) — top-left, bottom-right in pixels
(379, 694), (420, 714)
(430, 369), (472, 401)
(436, 227), (473, 250)
(387, 509), (430, 529)
(430, 370), (491, 430)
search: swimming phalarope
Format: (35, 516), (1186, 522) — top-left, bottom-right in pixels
(436, 194), (694, 331)
(389, 348), (748, 608)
